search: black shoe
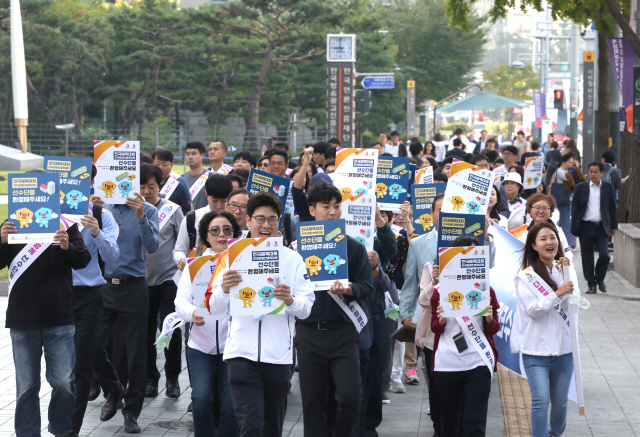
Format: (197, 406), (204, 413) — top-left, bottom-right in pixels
(598, 282), (607, 293)
(165, 379), (180, 399)
(187, 402), (193, 413)
(88, 383), (101, 402)
(63, 433), (78, 437)
(124, 414), (141, 433)
(145, 381), (158, 398)
(364, 426), (379, 437)
(100, 384), (124, 421)
(117, 399), (124, 409)
(586, 286), (597, 294)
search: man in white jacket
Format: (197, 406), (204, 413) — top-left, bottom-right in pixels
(209, 192), (315, 437)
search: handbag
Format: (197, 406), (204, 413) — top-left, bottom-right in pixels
(391, 325), (416, 343)
(550, 172), (571, 206)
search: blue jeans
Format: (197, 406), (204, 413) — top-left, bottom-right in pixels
(187, 347), (238, 437)
(11, 325), (76, 437)
(523, 353), (573, 437)
(557, 203), (571, 244)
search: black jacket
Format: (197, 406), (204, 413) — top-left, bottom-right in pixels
(571, 181), (618, 236)
(0, 223), (91, 329)
(445, 147), (467, 159)
(297, 235), (374, 325)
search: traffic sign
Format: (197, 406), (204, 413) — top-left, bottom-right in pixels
(361, 77), (394, 89)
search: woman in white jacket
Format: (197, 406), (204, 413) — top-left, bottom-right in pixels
(209, 192), (315, 437)
(512, 222), (575, 437)
(174, 210), (242, 437)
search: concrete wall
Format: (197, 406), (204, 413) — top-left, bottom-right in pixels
(613, 224), (640, 288)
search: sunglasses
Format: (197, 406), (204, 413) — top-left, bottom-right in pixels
(209, 226), (234, 237)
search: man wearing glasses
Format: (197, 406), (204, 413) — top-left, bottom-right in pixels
(268, 149), (289, 178)
(210, 192), (315, 436)
(225, 189), (251, 232)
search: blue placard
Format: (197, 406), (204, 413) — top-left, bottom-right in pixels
(247, 168), (290, 224)
(375, 157), (410, 211)
(45, 156), (93, 215)
(296, 219), (349, 291)
(437, 212), (486, 253)
(362, 77), (395, 89)
(412, 183), (446, 235)
(8, 173), (61, 244)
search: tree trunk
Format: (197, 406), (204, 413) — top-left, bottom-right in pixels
(244, 40), (276, 150)
(596, 32), (610, 158)
(26, 74), (61, 126)
(71, 70), (82, 142)
(603, 0), (640, 59)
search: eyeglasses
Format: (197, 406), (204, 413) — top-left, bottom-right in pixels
(227, 203), (247, 213)
(270, 161), (286, 167)
(259, 162), (270, 168)
(209, 226), (234, 237)
(503, 152), (514, 157)
(251, 215), (279, 225)
(531, 206), (551, 212)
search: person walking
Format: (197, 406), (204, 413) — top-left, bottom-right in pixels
(513, 222), (576, 437)
(548, 154), (575, 241)
(571, 162), (618, 294)
(503, 173), (527, 230)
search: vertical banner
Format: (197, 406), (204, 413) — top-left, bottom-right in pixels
(582, 52), (595, 169)
(633, 66), (640, 137)
(438, 246), (490, 318)
(411, 183), (446, 235)
(8, 173), (60, 244)
(376, 156), (410, 211)
(608, 38), (635, 131)
(93, 140), (140, 204)
(437, 212), (486, 252)
(327, 62), (355, 148)
(441, 159), (494, 216)
(297, 219), (349, 291)
(341, 194), (376, 251)
(522, 156), (544, 189)
(44, 156), (92, 216)
(407, 80), (416, 137)
(225, 237), (285, 316)
(332, 148), (378, 196)
(533, 92), (545, 122)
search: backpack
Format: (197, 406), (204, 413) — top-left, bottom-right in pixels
(600, 165), (615, 185)
(93, 204), (105, 275)
(185, 210), (202, 256)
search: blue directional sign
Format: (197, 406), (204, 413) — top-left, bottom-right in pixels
(362, 77), (395, 89)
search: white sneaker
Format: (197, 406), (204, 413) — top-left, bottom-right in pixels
(390, 379), (406, 393)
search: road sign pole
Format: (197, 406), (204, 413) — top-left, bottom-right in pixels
(407, 80), (416, 137)
(582, 52), (595, 171)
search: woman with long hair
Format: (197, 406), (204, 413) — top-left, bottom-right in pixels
(512, 222), (576, 437)
(431, 235), (500, 437)
(175, 211), (242, 437)
(486, 185), (508, 229)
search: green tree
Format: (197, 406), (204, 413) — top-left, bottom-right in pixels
(482, 64), (538, 136)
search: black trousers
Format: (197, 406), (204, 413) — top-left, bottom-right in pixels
(146, 280), (182, 384)
(363, 319), (385, 430)
(227, 358), (290, 437)
(578, 221), (610, 287)
(381, 317), (397, 390)
(71, 285), (104, 433)
(423, 348), (440, 435)
(93, 278), (149, 418)
(434, 366), (492, 437)
(295, 323), (361, 437)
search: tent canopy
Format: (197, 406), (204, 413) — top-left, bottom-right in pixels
(436, 92), (532, 114)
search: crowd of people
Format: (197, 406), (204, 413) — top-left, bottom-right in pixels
(0, 130), (624, 437)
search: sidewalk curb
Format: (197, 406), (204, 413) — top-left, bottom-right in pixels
(0, 282), (7, 297)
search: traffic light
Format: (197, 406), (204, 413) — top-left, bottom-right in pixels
(554, 89), (564, 109)
(356, 90), (372, 114)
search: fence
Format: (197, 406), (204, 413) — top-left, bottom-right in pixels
(0, 118), (328, 160)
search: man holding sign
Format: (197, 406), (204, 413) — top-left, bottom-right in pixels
(1, 169), (91, 437)
(209, 193), (315, 436)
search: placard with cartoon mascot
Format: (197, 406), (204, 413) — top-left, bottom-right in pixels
(375, 156), (410, 212)
(8, 173), (60, 244)
(45, 156), (92, 215)
(93, 140), (140, 204)
(438, 246), (490, 318)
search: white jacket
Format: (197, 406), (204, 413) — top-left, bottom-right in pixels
(174, 249), (228, 355)
(517, 219), (573, 262)
(173, 205), (211, 264)
(511, 263), (575, 356)
(506, 197), (527, 230)
(209, 247), (315, 365)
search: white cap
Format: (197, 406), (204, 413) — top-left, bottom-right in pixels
(502, 172), (523, 187)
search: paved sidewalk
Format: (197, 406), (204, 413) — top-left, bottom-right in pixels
(0, 250), (638, 436)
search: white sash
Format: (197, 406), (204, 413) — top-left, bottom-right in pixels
(189, 170), (210, 199)
(517, 268), (571, 336)
(158, 200), (180, 231)
(328, 293), (368, 333)
(160, 174), (180, 199)
(456, 316), (496, 379)
(8, 242), (50, 296)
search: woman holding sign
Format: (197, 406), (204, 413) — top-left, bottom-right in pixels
(175, 211), (241, 437)
(431, 236), (500, 437)
(512, 222), (575, 437)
